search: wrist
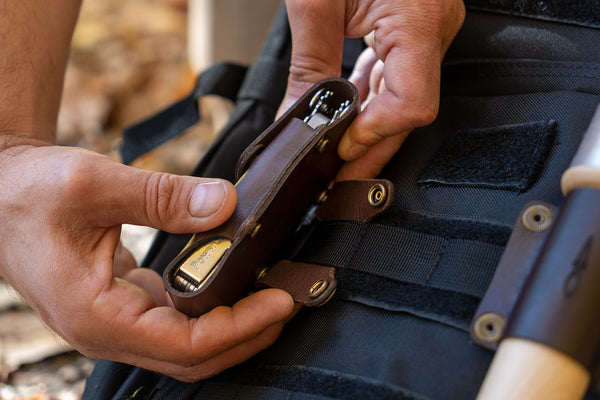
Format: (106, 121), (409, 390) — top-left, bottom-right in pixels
(0, 133), (51, 166)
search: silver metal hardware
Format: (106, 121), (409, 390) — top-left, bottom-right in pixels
(473, 312), (505, 344)
(303, 89), (351, 128)
(522, 204), (553, 232)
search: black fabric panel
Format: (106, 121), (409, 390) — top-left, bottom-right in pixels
(384, 209), (512, 246)
(212, 365), (428, 400)
(464, 0), (600, 28)
(418, 120), (557, 192)
(341, 38), (367, 77)
(447, 12), (600, 63)
(441, 61), (600, 97)
(336, 269), (480, 331)
(379, 91), (598, 231)
(243, 302), (495, 400)
(237, 58), (292, 107)
(82, 361), (163, 400)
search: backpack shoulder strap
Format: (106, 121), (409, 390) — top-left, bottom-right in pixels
(120, 62), (248, 165)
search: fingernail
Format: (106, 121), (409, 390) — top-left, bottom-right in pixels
(188, 182), (226, 218)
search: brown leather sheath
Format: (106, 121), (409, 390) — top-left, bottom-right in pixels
(163, 78), (360, 316)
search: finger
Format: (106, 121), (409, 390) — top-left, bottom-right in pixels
(113, 241), (137, 277)
(364, 58), (384, 106)
(277, 0), (346, 117)
(338, 43), (441, 161)
(336, 132), (409, 181)
(157, 322), (286, 382)
(76, 286), (293, 371)
(96, 320), (286, 382)
(121, 268), (169, 307)
(58, 151), (237, 234)
(348, 47), (378, 103)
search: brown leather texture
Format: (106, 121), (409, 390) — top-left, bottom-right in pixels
(505, 188), (600, 369)
(470, 201), (558, 351)
(257, 260), (336, 307)
(316, 179), (395, 223)
(163, 78), (359, 316)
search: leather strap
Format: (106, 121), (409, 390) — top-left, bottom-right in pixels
(316, 179), (394, 223)
(257, 260), (336, 307)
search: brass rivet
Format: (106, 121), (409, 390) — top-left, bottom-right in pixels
(250, 223), (262, 238)
(473, 312), (505, 343)
(255, 267), (268, 283)
(522, 204), (553, 232)
(316, 189), (328, 204)
(368, 184), (387, 207)
(316, 138), (329, 153)
(309, 279), (329, 299)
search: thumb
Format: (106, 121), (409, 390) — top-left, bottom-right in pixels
(68, 152), (237, 234)
(277, 0), (346, 117)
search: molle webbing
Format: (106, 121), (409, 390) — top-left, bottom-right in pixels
(292, 217), (511, 331)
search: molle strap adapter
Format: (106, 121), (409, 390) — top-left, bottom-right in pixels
(163, 78), (362, 317)
(256, 178), (394, 306)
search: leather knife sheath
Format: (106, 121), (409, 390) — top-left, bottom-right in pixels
(163, 78), (360, 316)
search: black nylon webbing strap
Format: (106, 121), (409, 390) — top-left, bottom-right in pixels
(465, 0), (600, 28)
(295, 220), (505, 299)
(119, 62), (248, 165)
(293, 219), (507, 330)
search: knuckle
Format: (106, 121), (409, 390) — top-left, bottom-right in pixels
(56, 153), (97, 200)
(289, 55), (337, 86)
(410, 103), (438, 128)
(359, 129), (387, 147)
(62, 325), (93, 353)
(144, 173), (182, 227)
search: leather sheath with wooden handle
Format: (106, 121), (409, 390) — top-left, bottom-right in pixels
(477, 106), (600, 400)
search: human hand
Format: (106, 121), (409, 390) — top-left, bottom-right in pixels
(280, 0), (465, 179)
(0, 136), (294, 382)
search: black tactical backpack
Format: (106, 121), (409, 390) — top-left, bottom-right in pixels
(84, 2), (600, 399)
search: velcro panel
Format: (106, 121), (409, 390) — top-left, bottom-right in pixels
(418, 120), (556, 192)
(464, 0), (600, 28)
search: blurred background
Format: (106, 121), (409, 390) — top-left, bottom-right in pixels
(0, 0), (280, 398)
